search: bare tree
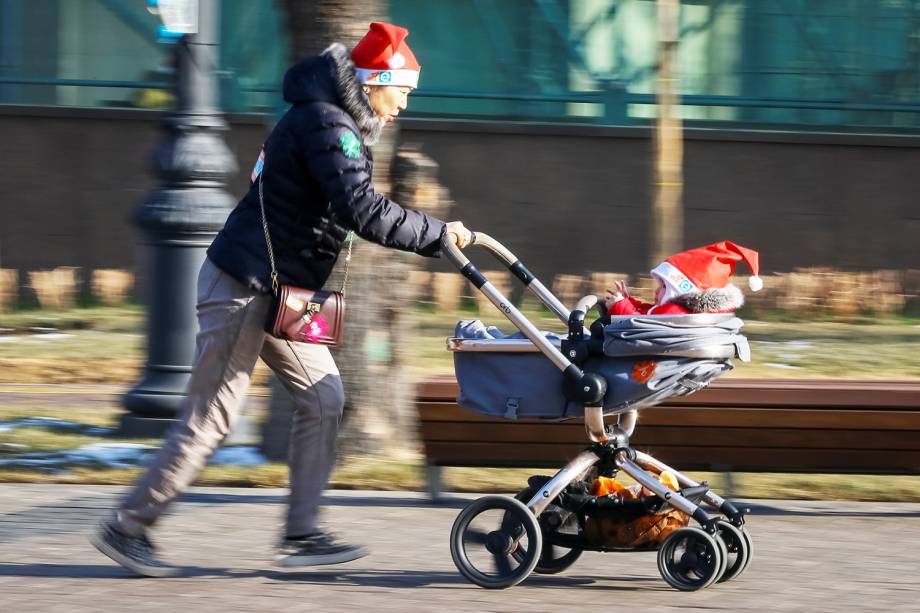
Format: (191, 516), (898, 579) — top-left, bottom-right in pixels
(281, 0), (385, 59)
(651, 0), (684, 267)
(263, 0), (415, 460)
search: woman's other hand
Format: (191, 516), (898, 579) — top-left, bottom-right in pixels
(445, 221), (473, 248)
(614, 280), (630, 298)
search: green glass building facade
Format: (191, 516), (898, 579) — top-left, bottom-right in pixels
(2, 0), (919, 131)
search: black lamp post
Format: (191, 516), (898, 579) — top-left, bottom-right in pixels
(122, 0), (237, 435)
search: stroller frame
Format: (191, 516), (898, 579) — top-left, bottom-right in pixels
(442, 231), (751, 591)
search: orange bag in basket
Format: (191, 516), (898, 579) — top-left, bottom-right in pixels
(584, 471), (690, 548)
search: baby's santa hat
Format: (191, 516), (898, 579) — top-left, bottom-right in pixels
(651, 241), (762, 305)
(351, 22), (420, 89)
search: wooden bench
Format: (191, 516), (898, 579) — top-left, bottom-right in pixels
(415, 376), (920, 497)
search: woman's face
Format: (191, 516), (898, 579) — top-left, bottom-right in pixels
(364, 85), (412, 124)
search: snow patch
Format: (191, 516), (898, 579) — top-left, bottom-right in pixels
(0, 443), (154, 468)
(0, 417), (111, 435)
(211, 446), (268, 466)
(763, 362), (802, 370)
(0, 443), (267, 469)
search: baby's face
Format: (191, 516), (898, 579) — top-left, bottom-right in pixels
(654, 279), (666, 304)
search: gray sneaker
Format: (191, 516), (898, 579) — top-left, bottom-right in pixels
(90, 519), (178, 578)
(276, 531), (369, 567)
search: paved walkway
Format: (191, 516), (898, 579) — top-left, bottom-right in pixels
(1, 484), (918, 612)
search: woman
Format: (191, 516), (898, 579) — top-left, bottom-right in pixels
(92, 22), (472, 577)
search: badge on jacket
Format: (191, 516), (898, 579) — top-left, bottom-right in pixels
(250, 147), (265, 182)
(339, 131), (362, 159)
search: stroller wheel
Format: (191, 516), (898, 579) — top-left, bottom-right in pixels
(513, 488), (583, 574)
(739, 525), (754, 574)
(713, 527), (729, 582)
(529, 539), (584, 575)
(657, 527), (725, 591)
(714, 520), (751, 582)
(450, 495), (542, 589)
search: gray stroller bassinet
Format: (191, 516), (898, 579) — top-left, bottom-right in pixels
(452, 314), (749, 420)
(440, 231), (755, 592)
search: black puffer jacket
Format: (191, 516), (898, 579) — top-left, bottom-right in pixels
(207, 44), (445, 293)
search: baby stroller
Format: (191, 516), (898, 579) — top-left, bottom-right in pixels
(440, 232), (753, 591)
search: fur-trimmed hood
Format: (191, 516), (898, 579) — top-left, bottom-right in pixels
(671, 284), (744, 313)
(282, 43), (382, 144)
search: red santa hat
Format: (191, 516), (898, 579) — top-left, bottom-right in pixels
(650, 241), (762, 303)
(351, 22), (420, 89)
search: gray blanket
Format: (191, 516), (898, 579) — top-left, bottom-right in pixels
(603, 315), (750, 362)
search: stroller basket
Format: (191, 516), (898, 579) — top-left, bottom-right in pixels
(450, 314), (748, 420)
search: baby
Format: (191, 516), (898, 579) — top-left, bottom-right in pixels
(604, 241), (762, 316)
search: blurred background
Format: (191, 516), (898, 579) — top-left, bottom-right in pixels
(0, 0), (918, 498)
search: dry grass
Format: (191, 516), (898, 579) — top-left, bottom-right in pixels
(1, 456), (919, 502)
(738, 319), (920, 379)
(2, 401), (919, 500)
(0, 269), (17, 313)
(474, 270), (512, 314)
(0, 304), (141, 331)
(0, 309), (274, 386)
(1, 304), (920, 384)
(90, 269), (134, 306)
(0, 330), (144, 384)
(740, 268), (914, 319)
(551, 274), (585, 307)
(28, 267), (80, 310)
(588, 272), (631, 296)
(407, 308), (920, 380)
(431, 272), (464, 312)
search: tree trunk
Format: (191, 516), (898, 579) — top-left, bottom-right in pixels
(265, 0), (421, 460)
(281, 0), (385, 59)
(651, 0), (684, 267)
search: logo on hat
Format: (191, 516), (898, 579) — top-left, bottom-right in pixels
(378, 71), (392, 83)
(677, 278), (694, 292)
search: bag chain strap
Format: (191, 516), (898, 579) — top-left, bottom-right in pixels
(258, 167), (353, 297)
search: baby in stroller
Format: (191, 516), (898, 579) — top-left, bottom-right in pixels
(441, 231), (762, 592)
(604, 240), (762, 316)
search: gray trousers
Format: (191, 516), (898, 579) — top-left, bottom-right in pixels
(116, 258), (345, 539)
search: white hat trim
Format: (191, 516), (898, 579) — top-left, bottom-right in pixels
(650, 261), (701, 304)
(355, 67), (419, 88)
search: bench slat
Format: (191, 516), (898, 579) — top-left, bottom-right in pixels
(418, 422), (920, 450)
(416, 377), (920, 475)
(415, 377), (920, 408)
(423, 442), (920, 472)
(417, 402), (920, 430)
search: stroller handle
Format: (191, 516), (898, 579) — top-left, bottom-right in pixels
(441, 231), (570, 322)
(441, 231), (607, 406)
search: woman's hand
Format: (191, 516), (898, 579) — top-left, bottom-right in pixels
(614, 280), (630, 298)
(445, 221), (473, 248)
